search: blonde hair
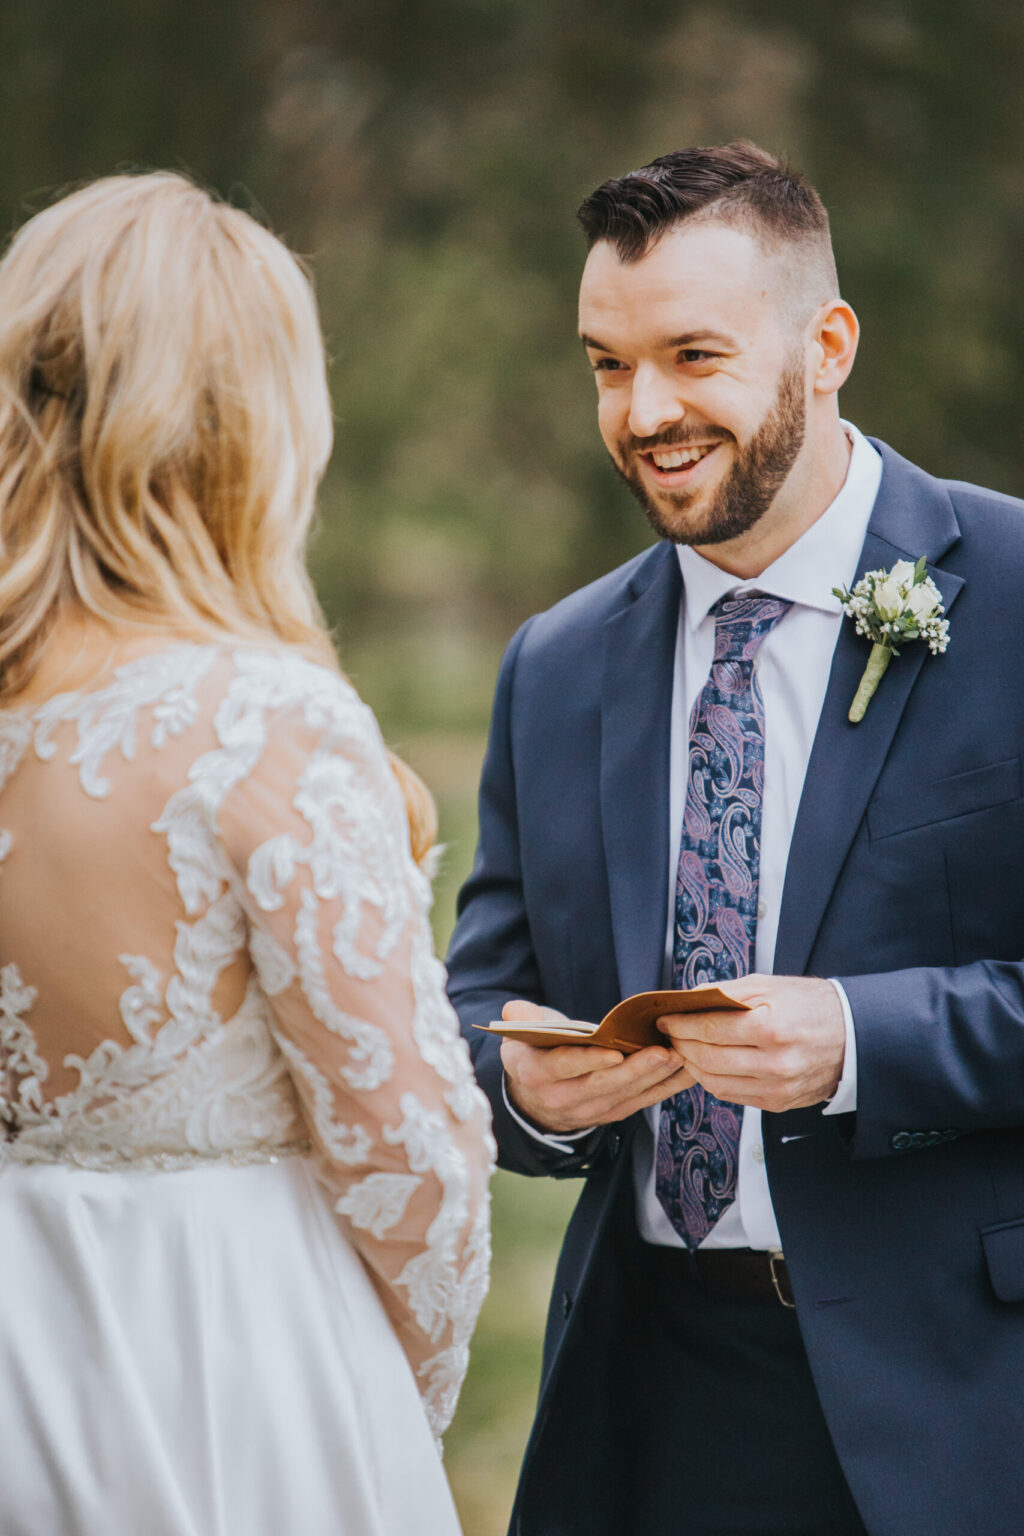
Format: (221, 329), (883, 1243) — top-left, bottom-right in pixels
(0, 171), (435, 861)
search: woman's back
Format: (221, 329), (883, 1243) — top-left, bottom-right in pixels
(0, 637), (492, 1534)
(0, 642), (298, 1162)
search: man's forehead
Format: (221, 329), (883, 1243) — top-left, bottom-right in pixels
(578, 221), (780, 341)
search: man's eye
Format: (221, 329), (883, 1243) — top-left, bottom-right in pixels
(679, 350), (716, 364)
(593, 358), (626, 372)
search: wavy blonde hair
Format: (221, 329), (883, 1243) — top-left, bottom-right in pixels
(0, 171), (435, 860)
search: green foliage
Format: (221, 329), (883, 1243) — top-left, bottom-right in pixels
(6, 2), (1024, 743)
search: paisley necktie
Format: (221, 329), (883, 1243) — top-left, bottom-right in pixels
(655, 592), (792, 1247)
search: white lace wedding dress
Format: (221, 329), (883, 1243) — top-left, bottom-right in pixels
(0, 642), (494, 1536)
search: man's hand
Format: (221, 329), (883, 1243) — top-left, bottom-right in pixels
(657, 974), (846, 1114)
(500, 1000), (696, 1134)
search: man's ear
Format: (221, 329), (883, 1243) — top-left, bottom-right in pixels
(809, 300), (859, 396)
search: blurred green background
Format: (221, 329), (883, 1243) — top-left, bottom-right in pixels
(4, 1), (1024, 1529)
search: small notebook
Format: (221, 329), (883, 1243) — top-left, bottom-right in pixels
(475, 986), (750, 1055)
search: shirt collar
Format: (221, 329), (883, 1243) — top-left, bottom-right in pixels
(676, 422), (883, 633)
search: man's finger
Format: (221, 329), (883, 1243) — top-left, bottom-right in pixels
(501, 1038), (625, 1082)
(540, 1044), (678, 1099)
(685, 1070), (763, 1105)
(504, 1040), (681, 1121)
(501, 999), (569, 1024)
(673, 1041), (764, 1077)
(589, 1064), (698, 1123)
(658, 1007), (761, 1046)
(581, 1058), (696, 1115)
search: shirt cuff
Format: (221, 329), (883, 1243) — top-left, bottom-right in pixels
(822, 978), (857, 1115)
(501, 1072), (598, 1153)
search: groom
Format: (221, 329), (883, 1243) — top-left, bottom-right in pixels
(447, 141), (1024, 1536)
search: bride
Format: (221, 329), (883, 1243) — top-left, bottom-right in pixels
(0, 172), (493, 1535)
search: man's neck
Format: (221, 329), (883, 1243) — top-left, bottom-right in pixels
(693, 419), (854, 580)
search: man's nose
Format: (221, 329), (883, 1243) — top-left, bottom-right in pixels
(627, 363), (685, 440)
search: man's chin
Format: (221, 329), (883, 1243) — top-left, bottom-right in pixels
(625, 474), (768, 549)
(636, 488), (721, 547)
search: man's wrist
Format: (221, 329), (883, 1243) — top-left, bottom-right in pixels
(822, 978), (858, 1115)
(501, 1072), (599, 1151)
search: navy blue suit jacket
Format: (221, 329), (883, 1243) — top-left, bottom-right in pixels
(447, 443), (1024, 1535)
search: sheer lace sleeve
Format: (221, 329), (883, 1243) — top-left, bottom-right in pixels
(215, 655), (494, 1437)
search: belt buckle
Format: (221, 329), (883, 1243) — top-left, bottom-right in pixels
(769, 1250), (795, 1309)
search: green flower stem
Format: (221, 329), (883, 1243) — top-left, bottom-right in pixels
(849, 642), (893, 723)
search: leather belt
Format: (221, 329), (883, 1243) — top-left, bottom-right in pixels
(693, 1248), (795, 1308)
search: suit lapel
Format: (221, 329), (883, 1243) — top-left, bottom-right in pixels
(774, 443), (965, 977)
(600, 545), (680, 1000)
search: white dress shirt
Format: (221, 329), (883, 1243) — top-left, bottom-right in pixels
(507, 424), (883, 1251)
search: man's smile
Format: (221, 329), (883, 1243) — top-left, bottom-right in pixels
(638, 440), (724, 487)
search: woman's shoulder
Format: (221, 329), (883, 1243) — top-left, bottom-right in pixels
(209, 644), (382, 755)
(205, 645), (410, 875)
(197, 646), (404, 824)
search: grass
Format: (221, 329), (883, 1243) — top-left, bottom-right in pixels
(446, 1171), (579, 1536)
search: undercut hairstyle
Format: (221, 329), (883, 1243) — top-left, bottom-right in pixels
(577, 140), (838, 304)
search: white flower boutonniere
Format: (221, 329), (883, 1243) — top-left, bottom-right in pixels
(833, 556), (950, 723)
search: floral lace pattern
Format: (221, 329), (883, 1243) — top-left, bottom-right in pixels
(0, 645), (493, 1435)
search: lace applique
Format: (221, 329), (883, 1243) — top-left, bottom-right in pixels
(118, 955), (165, 1042)
(248, 747), (407, 983)
(0, 716), (33, 861)
(293, 890), (393, 1092)
(161, 892), (246, 1045)
(274, 1030), (374, 1167)
(248, 927), (296, 997)
(0, 715), (33, 795)
(418, 1198), (493, 1434)
(409, 922), (484, 1125)
(334, 1171), (422, 1238)
(384, 1092), (472, 1341)
(2, 980), (304, 1168)
(31, 647), (219, 797)
(0, 963), (44, 1124)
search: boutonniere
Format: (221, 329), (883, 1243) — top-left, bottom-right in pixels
(832, 556), (949, 723)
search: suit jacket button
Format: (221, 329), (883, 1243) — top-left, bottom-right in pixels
(561, 1290), (573, 1318)
(608, 1132), (622, 1159)
(891, 1132), (913, 1151)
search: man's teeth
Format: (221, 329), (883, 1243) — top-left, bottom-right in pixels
(651, 445), (714, 470)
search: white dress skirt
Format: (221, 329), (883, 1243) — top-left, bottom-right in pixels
(0, 1154), (462, 1536)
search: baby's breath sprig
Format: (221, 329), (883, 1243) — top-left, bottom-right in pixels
(833, 556), (949, 723)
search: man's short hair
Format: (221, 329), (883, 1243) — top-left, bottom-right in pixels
(577, 141), (837, 300)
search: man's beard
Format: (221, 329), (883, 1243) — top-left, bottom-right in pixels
(611, 356), (807, 547)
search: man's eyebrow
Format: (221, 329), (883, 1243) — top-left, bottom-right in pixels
(579, 329), (739, 352)
(657, 330), (738, 349)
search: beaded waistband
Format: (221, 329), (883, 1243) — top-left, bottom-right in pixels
(0, 1137), (313, 1174)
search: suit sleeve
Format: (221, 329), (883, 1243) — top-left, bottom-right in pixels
(838, 960), (1024, 1158)
(446, 621), (609, 1179)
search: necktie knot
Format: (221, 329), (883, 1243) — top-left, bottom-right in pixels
(711, 593), (792, 662)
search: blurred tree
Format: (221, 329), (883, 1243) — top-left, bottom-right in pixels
(3, 0), (1022, 734)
